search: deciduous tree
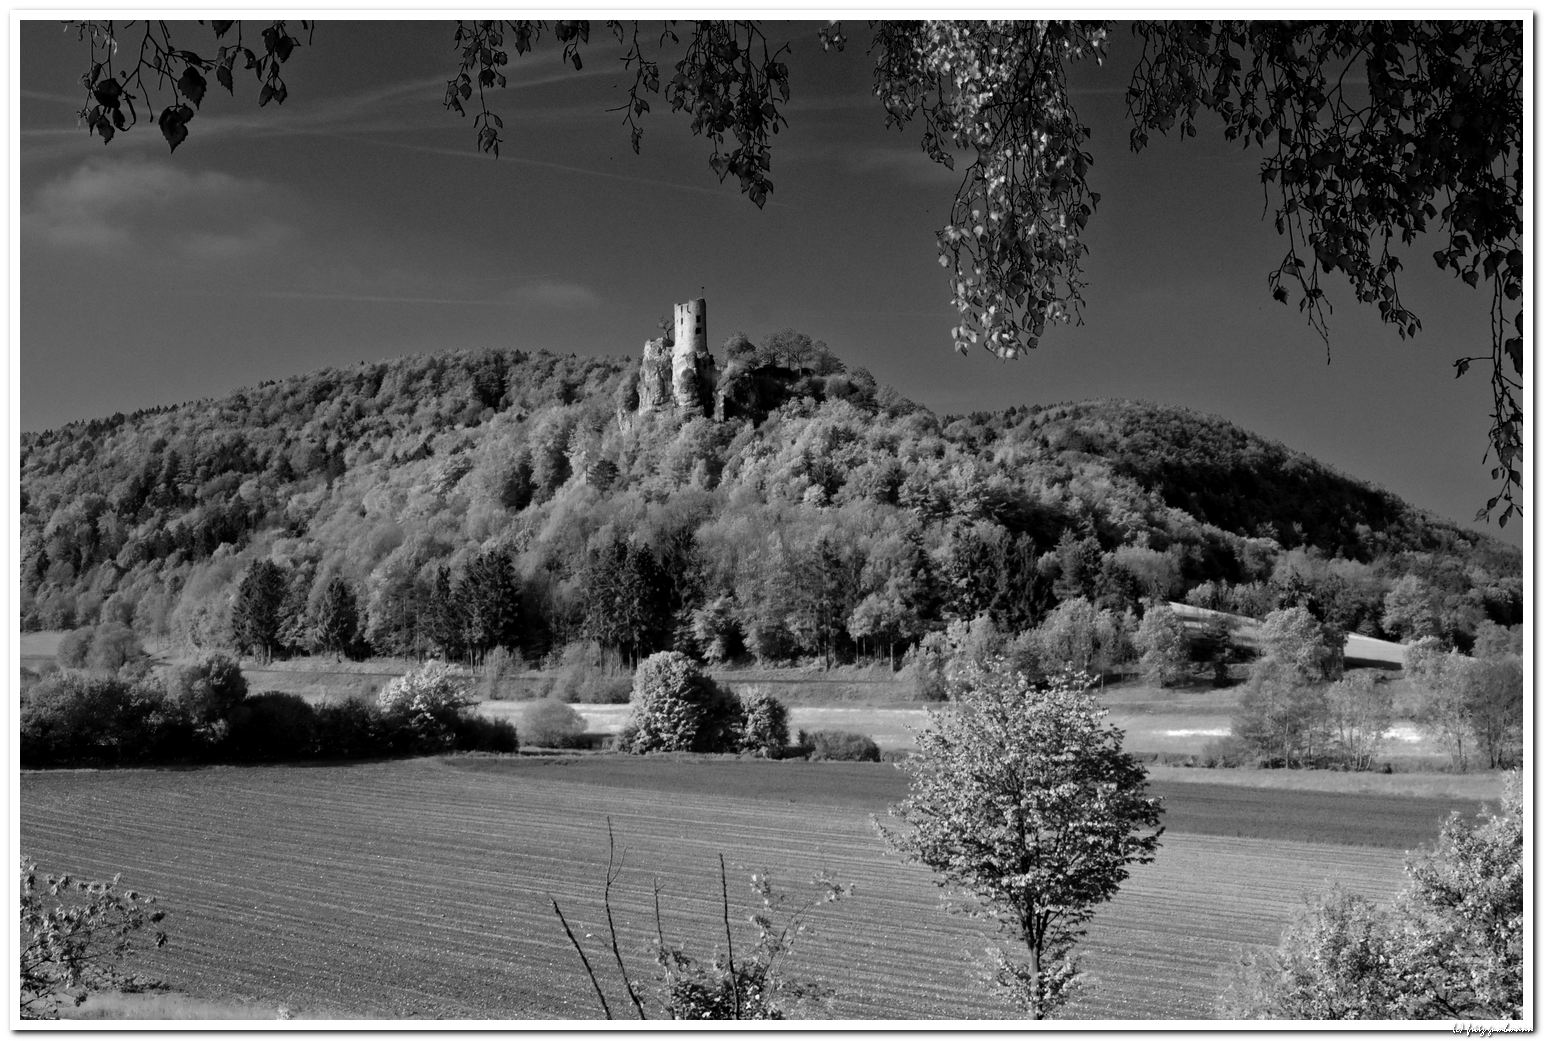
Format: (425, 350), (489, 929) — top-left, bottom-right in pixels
(1221, 774), (1522, 1019)
(1133, 602), (1189, 687)
(1322, 671), (1393, 771)
(881, 659), (1163, 1018)
(623, 651), (742, 754)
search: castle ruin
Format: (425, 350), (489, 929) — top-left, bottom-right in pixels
(637, 297), (717, 418)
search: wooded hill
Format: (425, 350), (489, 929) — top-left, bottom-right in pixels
(20, 342), (1522, 667)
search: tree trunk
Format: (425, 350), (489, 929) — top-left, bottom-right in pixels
(1029, 942), (1043, 1021)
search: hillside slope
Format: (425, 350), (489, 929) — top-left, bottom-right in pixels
(20, 343), (1521, 664)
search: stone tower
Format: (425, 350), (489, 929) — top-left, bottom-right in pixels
(670, 298), (716, 417)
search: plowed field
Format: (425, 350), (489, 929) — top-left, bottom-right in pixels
(20, 757), (1454, 1021)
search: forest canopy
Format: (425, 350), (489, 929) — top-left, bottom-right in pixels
(21, 338), (1521, 671)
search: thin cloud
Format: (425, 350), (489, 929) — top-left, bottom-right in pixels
(503, 279), (601, 309)
(22, 156), (293, 260)
(243, 274), (598, 310)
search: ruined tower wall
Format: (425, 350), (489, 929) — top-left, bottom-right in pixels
(673, 298), (708, 359)
(671, 298), (714, 416)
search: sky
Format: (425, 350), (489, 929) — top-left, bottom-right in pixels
(14, 18), (1527, 547)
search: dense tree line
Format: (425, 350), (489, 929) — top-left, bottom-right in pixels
(21, 340), (1521, 677)
(20, 655), (516, 768)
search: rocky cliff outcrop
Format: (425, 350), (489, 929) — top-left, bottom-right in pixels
(672, 343), (717, 418)
(637, 337), (675, 414)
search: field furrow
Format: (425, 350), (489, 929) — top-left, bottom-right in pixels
(21, 758), (1414, 1021)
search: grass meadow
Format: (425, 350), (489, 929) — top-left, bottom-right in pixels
(20, 755), (1479, 1022)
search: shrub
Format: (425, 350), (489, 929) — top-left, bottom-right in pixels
(378, 660), (472, 714)
(126, 687), (200, 763)
(520, 698), (587, 748)
(377, 661), (474, 754)
(449, 712), (519, 753)
(737, 688), (789, 757)
(166, 653), (248, 729)
(20, 671), (198, 767)
(313, 697), (390, 759)
(224, 692), (318, 762)
(21, 672), (131, 766)
(625, 651), (743, 754)
(1201, 734), (1252, 768)
(803, 730), (880, 763)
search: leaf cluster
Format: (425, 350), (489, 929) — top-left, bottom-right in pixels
(19, 857), (168, 1019)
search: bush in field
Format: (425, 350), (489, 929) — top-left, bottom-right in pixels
(737, 689), (789, 757)
(624, 652), (743, 754)
(127, 685), (200, 763)
(803, 730), (880, 763)
(20, 672), (194, 767)
(551, 826), (849, 1020)
(521, 698), (588, 748)
(20, 857), (168, 1019)
(1200, 734), (1252, 769)
(224, 692), (318, 762)
(378, 660), (474, 753)
(448, 712), (519, 753)
(166, 653), (247, 730)
(654, 869), (848, 1018)
(378, 660), (472, 713)
(21, 672), (135, 766)
(313, 697), (391, 759)
(1221, 774), (1522, 1019)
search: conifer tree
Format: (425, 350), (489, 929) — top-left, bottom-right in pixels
(230, 559), (287, 663)
(313, 576), (359, 661)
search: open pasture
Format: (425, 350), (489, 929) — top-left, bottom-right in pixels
(497, 699), (1437, 761)
(19, 756), (1462, 1021)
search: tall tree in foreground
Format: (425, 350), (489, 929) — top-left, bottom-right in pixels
(881, 659), (1163, 1018)
(1220, 773), (1522, 1019)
